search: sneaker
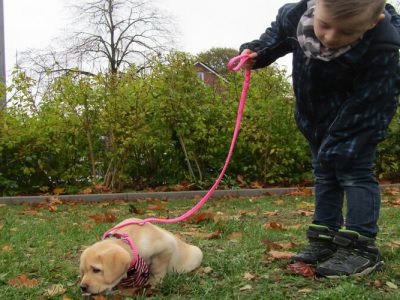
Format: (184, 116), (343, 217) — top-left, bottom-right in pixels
(290, 224), (337, 265)
(315, 230), (384, 278)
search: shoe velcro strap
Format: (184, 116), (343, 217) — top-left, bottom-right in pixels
(307, 230), (332, 240)
(333, 235), (353, 247)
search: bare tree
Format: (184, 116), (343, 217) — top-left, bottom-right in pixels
(68, 0), (175, 74)
(20, 0), (175, 78)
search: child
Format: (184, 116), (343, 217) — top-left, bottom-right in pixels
(240, 0), (400, 277)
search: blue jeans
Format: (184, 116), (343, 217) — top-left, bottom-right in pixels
(310, 143), (381, 238)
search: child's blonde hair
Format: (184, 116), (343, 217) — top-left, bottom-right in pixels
(317, 0), (386, 20)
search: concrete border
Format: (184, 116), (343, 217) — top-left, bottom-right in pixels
(1, 184), (399, 205)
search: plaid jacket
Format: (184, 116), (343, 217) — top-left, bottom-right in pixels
(240, 0), (400, 168)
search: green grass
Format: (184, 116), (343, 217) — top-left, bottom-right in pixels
(1, 190), (400, 299)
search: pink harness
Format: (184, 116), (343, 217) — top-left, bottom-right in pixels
(100, 55), (251, 287)
(102, 232), (150, 287)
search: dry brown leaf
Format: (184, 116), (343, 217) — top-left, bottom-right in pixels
(287, 261), (315, 277)
(250, 181), (263, 189)
(199, 266), (213, 274)
(129, 204), (146, 215)
(285, 188), (313, 196)
(93, 295), (108, 300)
(243, 272), (256, 281)
(296, 201), (315, 209)
(147, 203), (169, 211)
(53, 187), (65, 195)
(46, 284), (66, 296)
(292, 209), (314, 216)
(264, 222), (286, 231)
(185, 211), (214, 224)
(268, 250), (296, 260)
(180, 230), (222, 239)
(49, 197), (63, 205)
(298, 288), (313, 293)
(90, 211), (117, 223)
(8, 274), (39, 288)
(264, 210), (279, 216)
(262, 239), (284, 250)
(277, 241), (298, 249)
(388, 198), (400, 206)
(48, 205), (58, 212)
(80, 187), (93, 194)
(1, 243), (12, 252)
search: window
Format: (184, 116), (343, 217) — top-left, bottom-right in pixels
(197, 72), (205, 81)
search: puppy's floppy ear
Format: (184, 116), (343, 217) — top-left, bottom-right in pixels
(100, 247), (131, 284)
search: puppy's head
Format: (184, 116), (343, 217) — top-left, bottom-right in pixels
(79, 240), (131, 294)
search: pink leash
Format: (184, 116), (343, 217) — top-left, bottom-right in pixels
(103, 54), (251, 233)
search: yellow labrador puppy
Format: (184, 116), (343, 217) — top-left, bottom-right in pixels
(79, 218), (203, 294)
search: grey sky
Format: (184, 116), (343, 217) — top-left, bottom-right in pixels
(4, 0), (296, 75)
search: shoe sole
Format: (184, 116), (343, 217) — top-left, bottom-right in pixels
(323, 261), (385, 279)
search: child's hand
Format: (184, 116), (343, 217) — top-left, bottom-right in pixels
(240, 49), (258, 69)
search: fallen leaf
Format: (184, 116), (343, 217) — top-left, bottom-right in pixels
(8, 274), (39, 288)
(93, 295), (108, 300)
(243, 272), (256, 281)
(1, 243), (12, 252)
(250, 181), (263, 189)
(80, 187), (93, 194)
(90, 211), (117, 223)
(239, 284), (253, 292)
(292, 210), (314, 216)
(373, 280), (383, 288)
(129, 204), (145, 215)
(185, 211), (214, 224)
(200, 266), (213, 274)
(147, 203), (168, 211)
(388, 199), (400, 206)
(298, 288), (313, 293)
(287, 261), (315, 277)
(386, 281), (398, 289)
(285, 188), (313, 196)
(262, 239), (284, 251)
(48, 205), (58, 212)
(265, 222), (286, 231)
(264, 210), (279, 216)
(53, 187), (65, 195)
(268, 250), (296, 260)
(180, 230), (222, 239)
(48, 197), (63, 205)
(46, 283), (66, 296)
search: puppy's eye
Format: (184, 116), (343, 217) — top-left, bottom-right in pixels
(92, 267), (102, 273)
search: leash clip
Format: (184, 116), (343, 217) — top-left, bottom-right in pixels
(227, 54), (251, 72)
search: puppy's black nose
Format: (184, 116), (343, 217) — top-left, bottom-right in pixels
(80, 284), (88, 292)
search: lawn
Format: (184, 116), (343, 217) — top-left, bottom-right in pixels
(1, 187), (400, 300)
